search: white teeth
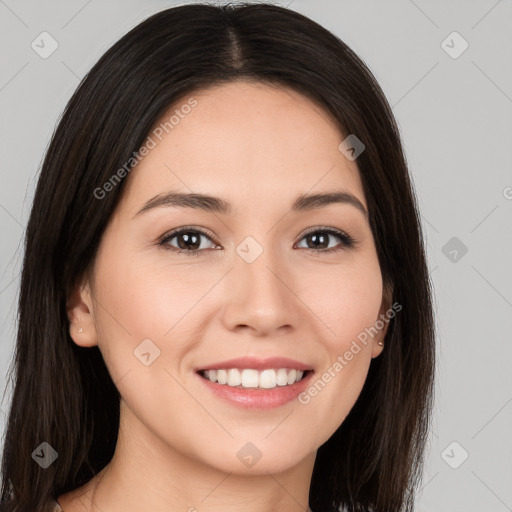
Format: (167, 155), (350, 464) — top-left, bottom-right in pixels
(276, 368), (288, 386)
(287, 369), (297, 385)
(227, 369), (241, 386)
(241, 369), (259, 388)
(259, 369), (276, 389)
(201, 368), (308, 389)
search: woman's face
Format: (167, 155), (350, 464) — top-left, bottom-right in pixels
(71, 80), (389, 475)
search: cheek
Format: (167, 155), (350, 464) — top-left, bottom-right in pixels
(296, 252), (384, 347)
(90, 244), (225, 401)
(90, 254), (212, 442)
(293, 254), (383, 436)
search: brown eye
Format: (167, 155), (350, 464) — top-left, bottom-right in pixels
(159, 228), (218, 256)
(295, 227), (355, 253)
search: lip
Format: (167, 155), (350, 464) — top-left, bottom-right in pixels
(194, 356), (313, 372)
(196, 369), (314, 410)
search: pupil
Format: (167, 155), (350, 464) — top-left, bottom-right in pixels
(178, 232), (200, 250)
(309, 232), (328, 249)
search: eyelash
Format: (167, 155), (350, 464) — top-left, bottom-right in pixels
(158, 225), (357, 257)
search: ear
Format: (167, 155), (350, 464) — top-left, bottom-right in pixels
(66, 274), (98, 348)
(371, 280), (394, 359)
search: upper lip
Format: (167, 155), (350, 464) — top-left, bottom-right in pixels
(195, 356), (314, 372)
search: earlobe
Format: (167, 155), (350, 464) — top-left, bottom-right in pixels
(66, 277), (98, 348)
(372, 339), (385, 359)
(371, 281), (393, 358)
(371, 328), (387, 359)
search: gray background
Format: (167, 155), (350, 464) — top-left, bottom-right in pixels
(1, 0), (511, 510)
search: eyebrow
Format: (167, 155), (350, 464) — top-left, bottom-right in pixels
(134, 190), (368, 218)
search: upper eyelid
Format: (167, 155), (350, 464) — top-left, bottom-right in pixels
(161, 226), (218, 243)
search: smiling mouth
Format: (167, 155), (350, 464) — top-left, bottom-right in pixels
(197, 368), (311, 390)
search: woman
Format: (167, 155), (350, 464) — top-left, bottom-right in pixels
(0, 3), (435, 512)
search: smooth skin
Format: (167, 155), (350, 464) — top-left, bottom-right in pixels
(60, 80), (390, 512)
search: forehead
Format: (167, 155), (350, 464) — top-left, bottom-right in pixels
(120, 80), (366, 215)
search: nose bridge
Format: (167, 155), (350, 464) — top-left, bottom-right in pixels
(236, 233), (288, 303)
(221, 233), (300, 334)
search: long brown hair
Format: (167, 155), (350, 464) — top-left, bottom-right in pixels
(0, 3), (435, 511)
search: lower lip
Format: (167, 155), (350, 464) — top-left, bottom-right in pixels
(196, 371), (314, 409)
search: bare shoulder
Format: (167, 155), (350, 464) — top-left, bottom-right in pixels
(56, 483), (93, 512)
(49, 499), (64, 511)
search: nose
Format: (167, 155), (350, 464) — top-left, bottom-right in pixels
(220, 241), (303, 337)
